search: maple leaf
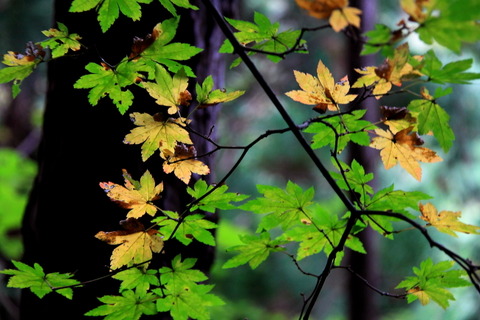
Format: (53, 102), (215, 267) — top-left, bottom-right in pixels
(304, 109), (374, 152)
(112, 268), (159, 294)
(295, 0), (362, 32)
(124, 112), (192, 161)
(154, 210), (217, 246)
(286, 60), (357, 113)
(195, 75), (245, 108)
(0, 42), (45, 97)
(95, 218), (164, 270)
(370, 124), (442, 181)
(73, 59), (152, 114)
(85, 290), (157, 320)
(223, 232), (286, 269)
(40, 22), (82, 58)
(139, 17), (203, 76)
(419, 203), (480, 237)
(281, 204), (365, 262)
(158, 0), (198, 16)
(159, 255), (207, 288)
(240, 181), (316, 232)
(161, 144), (210, 184)
(421, 50), (480, 85)
(142, 66), (191, 115)
(353, 43), (421, 98)
(186, 180), (249, 213)
(330, 159), (374, 200)
(219, 11), (307, 67)
(0, 260), (80, 300)
(99, 170), (163, 219)
(407, 87), (455, 152)
(396, 258), (471, 309)
(400, 0), (430, 23)
(70, 0), (154, 33)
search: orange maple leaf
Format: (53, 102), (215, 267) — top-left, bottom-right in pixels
(95, 218), (163, 270)
(295, 0), (362, 32)
(286, 60), (357, 113)
(161, 144), (210, 184)
(419, 203), (480, 237)
(99, 170), (163, 219)
(353, 43), (422, 98)
(401, 0), (431, 23)
(370, 125), (442, 181)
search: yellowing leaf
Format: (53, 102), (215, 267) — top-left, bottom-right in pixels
(95, 218), (164, 270)
(401, 0), (431, 23)
(124, 112), (192, 162)
(286, 60), (356, 113)
(370, 125), (442, 181)
(419, 203), (480, 237)
(142, 66), (191, 115)
(162, 144), (209, 184)
(295, 0), (361, 32)
(353, 43), (421, 98)
(99, 170), (163, 219)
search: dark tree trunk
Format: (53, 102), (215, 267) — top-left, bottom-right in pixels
(20, 1), (234, 319)
(346, 1), (380, 320)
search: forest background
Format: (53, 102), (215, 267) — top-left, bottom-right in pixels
(0, 0), (479, 319)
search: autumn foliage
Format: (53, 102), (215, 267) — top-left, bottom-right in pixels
(1, 0), (480, 319)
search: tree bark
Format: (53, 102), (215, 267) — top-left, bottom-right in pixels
(20, 1), (234, 319)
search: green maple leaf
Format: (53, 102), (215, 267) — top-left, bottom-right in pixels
(416, 0), (480, 53)
(40, 22), (82, 58)
(70, 0), (153, 33)
(85, 290), (157, 320)
(421, 50), (480, 85)
(240, 181), (315, 231)
(222, 232), (286, 269)
(396, 258), (471, 309)
(304, 110), (375, 153)
(112, 268), (159, 294)
(281, 204), (365, 262)
(155, 283), (224, 320)
(73, 59), (152, 114)
(330, 159), (374, 201)
(140, 17), (203, 76)
(363, 185), (431, 237)
(158, 0), (198, 16)
(159, 255), (207, 288)
(407, 88), (455, 152)
(219, 11), (306, 68)
(154, 211), (217, 246)
(195, 75), (245, 108)
(361, 24), (393, 55)
(0, 260), (80, 299)
(186, 180), (249, 213)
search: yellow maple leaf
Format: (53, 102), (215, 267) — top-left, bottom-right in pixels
(124, 112), (192, 161)
(95, 218), (163, 270)
(370, 125), (442, 181)
(142, 66), (191, 115)
(295, 0), (362, 32)
(3, 43), (45, 66)
(401, 0), (431, 23)
(99, 170), (163, 219)
(286, 60), (357, 113)
(353, 43), (422, 98)
(162, 144), (210, 184)
(419, 203), (480, 237)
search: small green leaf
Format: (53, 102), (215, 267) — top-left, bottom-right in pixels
(187, 180), (248, 213)
(0, 261), (80, 299)
(330, 159), (374, 201)
(421, 50), (480, 84)
(361, 24), (392, 55)
(40, 22), (83, 58)
(223, 232), (286, 269)
(396, 258), (471, 309)
(304, 110), (375, 153)
(154, 211), (217, 246)
(158, 0), (198, 16)
(85, 290), (157, 319)
(240, 181), (315, 231)
(112, 268), (159, 294)
(159, 255), (207, 287)
(195, 75), (245, 107)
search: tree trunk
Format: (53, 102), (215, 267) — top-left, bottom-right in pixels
(20, 1), (234, 319)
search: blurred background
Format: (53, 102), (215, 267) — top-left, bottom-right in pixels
(0, 0), (479, 319)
